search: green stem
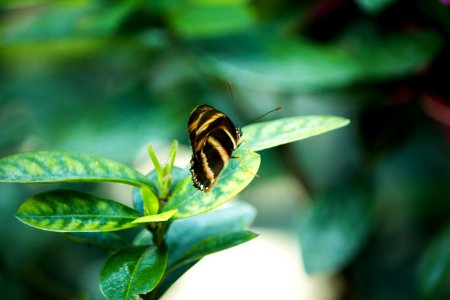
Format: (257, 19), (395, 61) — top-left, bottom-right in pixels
(140, 141), (178, 299)
(148, 223), (166, 248)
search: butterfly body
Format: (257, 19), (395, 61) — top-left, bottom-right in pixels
(188, 104), (240, 192)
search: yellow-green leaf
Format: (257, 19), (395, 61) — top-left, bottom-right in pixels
(16, 190), (141, 232)
(163, 147), (260, 219)
(0, 150), (152, 187)
(132, 210), (177, 224)
(141, 187), (159, 216)
(242, 116), (350, 151)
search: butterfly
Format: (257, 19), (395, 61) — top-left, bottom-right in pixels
(187, 104), (240, 192)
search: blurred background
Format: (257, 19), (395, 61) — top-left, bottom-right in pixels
(1, 0), (450, 299)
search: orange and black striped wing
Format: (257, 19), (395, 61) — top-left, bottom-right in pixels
(187, 105), (240, 192)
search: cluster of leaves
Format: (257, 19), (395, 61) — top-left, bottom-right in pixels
(0, 117), (348, 299)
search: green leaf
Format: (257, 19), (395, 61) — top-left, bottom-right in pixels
(356, 0), (396, 14)
(133, 167), (185, 214)
(242, 116), (350, 152)
(160, 140), (179, 197)
(133, 229), (154, 247)
(298, 183), (373, 274)
(417, 1), (450, 33)
(63, 232), (130, 252)
(170, 230), (257, 270)
(167, 201), (257, 264)
(163, 147), (260, 219)
(197, 29), (441, 92)
(2, 1), (138, 43)
(141, 187), (159, 216)
(147, 144), (164, 188)
(168, 3), (255, 38)
(0, 150), (151, 187)
(100, 246), (167, 300)
(419, 224), (450, 300)
(16, 190), (141, 232)
(132, 210), (177, 224)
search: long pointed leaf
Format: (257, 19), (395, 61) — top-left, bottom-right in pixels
(100, 246), (167, 300)
(242, 116), (350, 151)
(167, 201), (257, 265)
(419, 224), (450, 299)
(132, 210), (177, 224)
(298, 183), (373, 274)
(0, 150), (152, 187)
(170, 230), (257, 271)
(16, 190), (141, 232)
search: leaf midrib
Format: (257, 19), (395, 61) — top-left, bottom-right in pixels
(17, 214), (139, 220)
(125, 248), (147, 299)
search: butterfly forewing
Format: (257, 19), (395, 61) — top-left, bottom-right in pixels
(188, 105), (240, 192)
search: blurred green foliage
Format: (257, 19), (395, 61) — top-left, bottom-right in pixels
(1, 0), (450, 299)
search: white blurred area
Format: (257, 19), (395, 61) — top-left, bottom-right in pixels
(161, 228), (342, 300)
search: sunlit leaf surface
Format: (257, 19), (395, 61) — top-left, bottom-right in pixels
(16, 190), (141, 232)
(242, 116), (350, 151)
(0, 150), (151, 187)
(131, 210), (177, 224)
(163, 147), (260, 219)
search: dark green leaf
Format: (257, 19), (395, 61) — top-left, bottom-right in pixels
(16, 190), (141, 232)
(0, 150), (151, 187)
(133, 228), (154, 247)
(3, 1), (138, 43)
(197, 29), (441, 92)
(63, 232), (130, 252)
(298, 184), (373, 274)
(356, 0), (397, 14)
(170, 230), (257, 270)
(163, 147), (260, 219)
(100, 246), (167, 300)
(242, 116), (350, 151)
(167, 201), (257, 265)
(419, 224), (450, 300)
(417, 1), (450, 33)
(133, 201), (256, 254)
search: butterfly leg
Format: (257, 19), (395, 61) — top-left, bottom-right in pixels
(237, 155), (259, 177)
(232, 140), (259, 177)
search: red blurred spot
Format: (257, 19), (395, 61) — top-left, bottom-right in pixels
(422, 93), (450, 147)
(423, 94), (450, 127)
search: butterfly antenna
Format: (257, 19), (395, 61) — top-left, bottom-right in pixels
(227, 81), (241, 129)
(244, 106), (283, 126)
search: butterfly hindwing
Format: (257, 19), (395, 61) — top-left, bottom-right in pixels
(188, 105), (240, 192)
